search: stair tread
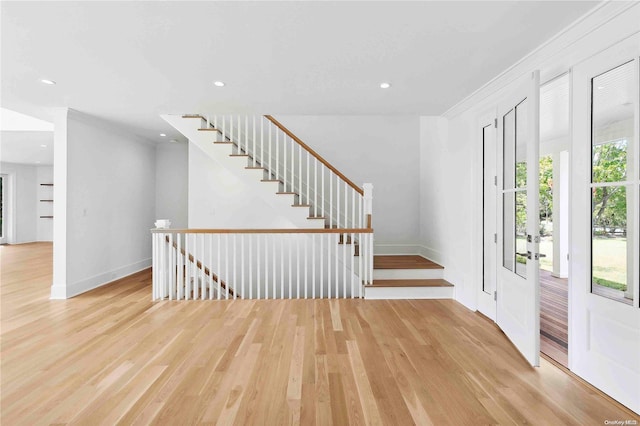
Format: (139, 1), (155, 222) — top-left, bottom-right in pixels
(198, 128), (222, 133)
(246, 166), (265, 170)
(214, 141), (234, 144)
(307, 216), (325, 219)
(277, 192), (298, 195)
(182, 114), (205, 119)
(371, 279), (452, 288)
(261, 179), (282, 182)
(374, 255), (443, 270)
(293, 204), (310, 207)
(230, 154), (249, 157)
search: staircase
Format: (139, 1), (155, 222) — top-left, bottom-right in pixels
(364, 255), (454, 299)
(154, 114), (452, 300)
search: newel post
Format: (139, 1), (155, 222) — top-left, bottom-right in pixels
(363, 183), (373, 228)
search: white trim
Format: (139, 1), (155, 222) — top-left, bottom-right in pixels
(444, 2), (639, 119)
(364, 285), (453, 300)
(54, 259), (152, 300)
(417, 244), (443, 266)
(373, 269), (443, 280)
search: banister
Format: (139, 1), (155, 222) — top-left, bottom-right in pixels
(152, 228), (373, 234)
(165, 236), (236, 297)
(264, 115), (364, 196)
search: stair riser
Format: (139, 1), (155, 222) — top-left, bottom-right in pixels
(373, 269), (443, 280)
(364, 286), (453, 300)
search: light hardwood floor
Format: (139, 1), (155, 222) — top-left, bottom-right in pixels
(1, 243), (637, 425)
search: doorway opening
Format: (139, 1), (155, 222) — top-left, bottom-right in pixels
(538, 74), (570, 367)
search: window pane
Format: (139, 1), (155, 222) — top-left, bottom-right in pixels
(515, 190), (527, 278)
(592, 61), (634, 183)
(503, 109), (515, 190)
(503, 191), (514, 272)
(515, 99), (528, 189)
(591, 186), (633, 305)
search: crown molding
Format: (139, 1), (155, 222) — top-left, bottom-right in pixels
(443, 1), (639, 119)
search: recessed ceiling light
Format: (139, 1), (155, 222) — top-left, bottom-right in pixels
(169, 139), (179, 143)
(597, 86), (605, 90)
(160, 133), (166, 137)
(40, 144), (47, 148)
(35, 161), (41, 164)
(213, 81), (225, 87)
(40, 79), (56, 85)
(380, 82), (391, 89)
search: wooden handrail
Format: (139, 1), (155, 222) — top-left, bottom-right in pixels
(153, 228), (373, 234)
(165, 236), (236, 297)
(264, 115), (364, 195)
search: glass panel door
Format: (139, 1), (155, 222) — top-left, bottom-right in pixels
(496, 71), (541, 367)
(571, 34), (639, 414)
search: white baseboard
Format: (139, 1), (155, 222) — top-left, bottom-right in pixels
(52, 258), (151, 299)
(417, 245), (443, 266)
(49, 284), (68, 300)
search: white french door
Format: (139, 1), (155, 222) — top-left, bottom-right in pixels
(478, 118), (498, 320)
(571, 34), (640, 413)
(496, 71), (541, 367)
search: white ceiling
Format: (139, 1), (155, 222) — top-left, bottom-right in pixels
(540, 73), (570, 144)
(1, 131), (54, 165)
(1, 1), (599, 143)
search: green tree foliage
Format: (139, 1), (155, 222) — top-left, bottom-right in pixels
(539, 156), (553, 235)
(592, 140), (628, 235)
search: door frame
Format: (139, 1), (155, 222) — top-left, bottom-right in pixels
(476, 110), (498, 321)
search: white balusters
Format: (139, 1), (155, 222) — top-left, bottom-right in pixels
(306, 154), (310, 210)
(290, 137), (295, 193)
(268, 121), (273, 179)
(252, 117), (256, 167)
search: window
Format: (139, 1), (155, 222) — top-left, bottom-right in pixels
(590, 61), (635, 305)
(503, 100), (528, 278)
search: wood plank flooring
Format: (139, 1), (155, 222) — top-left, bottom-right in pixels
(373, 255), (443, 269)
(2, 243), (637, 425)
(539, 269), (569, 368)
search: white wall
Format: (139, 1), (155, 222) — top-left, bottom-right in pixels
(0, 162), (37, 243)
(274, 115), (421, 253)
(420, 2), (640, 310)
(37, 165), (53, 241)
(418, 117), (448, 265)
(189, 142), (296, 228)
(51, 110), (156, 299)
(156, 142), (188, 229)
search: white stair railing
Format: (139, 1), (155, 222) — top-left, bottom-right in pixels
(191, 114), (367, 230)
(151, 227), (374, 301)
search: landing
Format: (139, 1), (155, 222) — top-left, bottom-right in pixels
(373, 255), (443, 269)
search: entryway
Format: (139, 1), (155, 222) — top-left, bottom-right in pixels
(538, 73), (571, 367)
